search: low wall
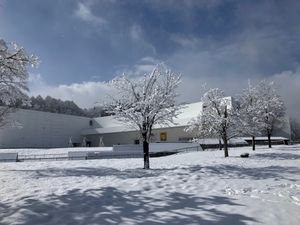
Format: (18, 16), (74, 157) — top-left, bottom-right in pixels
(0, 153), (18, 162)
(113, 144), (143, 152)
(150, 142), (201, 152)
(113, 142), (202, 153)
(68, 151), (88, 160)
(68, 150), (142, 160)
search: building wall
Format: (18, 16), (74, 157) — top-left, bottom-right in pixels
(86, 126), (193, 147)
(0, 99), (292, 149)
(85, 120), (291, 147)
(0, 109), (91, 148)
(87, 131), (140, 147)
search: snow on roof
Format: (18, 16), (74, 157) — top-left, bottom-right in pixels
(175, 101), (203, 120)
(82, 126), (136, 135)
(83, 98), (234, 135)
(83, 101), (204, 135)
(93, 116), (125, 128)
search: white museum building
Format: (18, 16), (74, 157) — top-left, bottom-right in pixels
(0, 98), (291, 148)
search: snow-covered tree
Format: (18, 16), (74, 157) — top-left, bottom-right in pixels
(186, 88), (241, 157)
(238, 81), (265, 150)
(106, 65), (181, 169)
(253, 80), (286, 148)
(0, 39), (38, 126)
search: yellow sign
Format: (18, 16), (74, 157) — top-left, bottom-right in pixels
(160, 132), (167, 141)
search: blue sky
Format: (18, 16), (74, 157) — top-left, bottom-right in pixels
(0, 0), (300, 116)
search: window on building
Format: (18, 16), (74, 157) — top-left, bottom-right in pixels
(89, 120), (93, 126)
(160, 132), (167, 141)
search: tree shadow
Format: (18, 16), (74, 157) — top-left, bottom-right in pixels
(8, 152), (300, 183)
(10, 167), (176, 180)
(188, 165), (300, 182)
(253, 153), (300, 160)
(0, 187), (257, 225)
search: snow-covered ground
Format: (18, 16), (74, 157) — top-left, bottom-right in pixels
(0, 145), (300, 225)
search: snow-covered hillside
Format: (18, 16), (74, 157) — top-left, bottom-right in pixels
(0, 145), (300, 225)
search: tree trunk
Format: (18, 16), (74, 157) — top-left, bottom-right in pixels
(223, 139), (229, 157)
(252, 136), (255, 151)
(267, 131), (272, 148)
(222, 135), (229, 157)
(223, 106), (229, 157)
(143, 140), (150, 169)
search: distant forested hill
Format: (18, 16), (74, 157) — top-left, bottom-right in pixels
(10, 95), (110, 118)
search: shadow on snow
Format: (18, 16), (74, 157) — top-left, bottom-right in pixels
(0, 187), (257, 225)
(2, 150), (300, 224)
(10, 167), (175, 179)
(7, 162), (300, 182)
(187, 165), (300, 182)
(253, 152), (300, 160)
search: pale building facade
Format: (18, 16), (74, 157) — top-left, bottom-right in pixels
(0, 99), (291, 148)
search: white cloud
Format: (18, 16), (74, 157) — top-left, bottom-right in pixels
(170, 34), (201, 49)
(128, 24), (157, 55)
(272, 69), (300, 119)
(130, 24), (142, 41)
(147, 0), (226, 12)
(139, 56), (160, 64)
(74, 2), (107, 25)
(114, 57), (160, 78)
(176, 66), (300, 123)
(28, 62), (300, 124)
(28, 59), (159, 109)
(29, 74), (111, 108)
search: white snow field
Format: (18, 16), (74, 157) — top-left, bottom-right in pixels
(0, 145), (300, 225)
